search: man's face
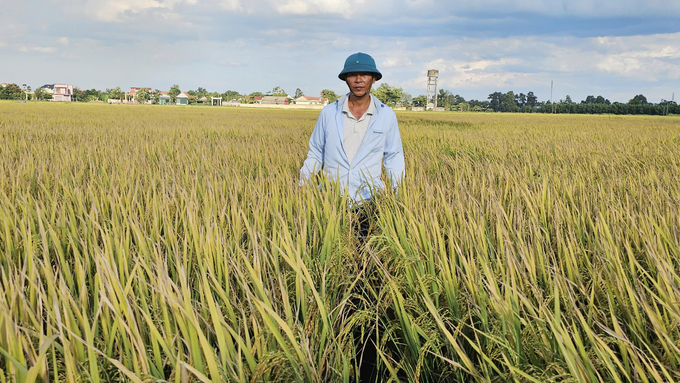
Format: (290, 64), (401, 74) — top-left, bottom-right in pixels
(345, 72), (376, 98)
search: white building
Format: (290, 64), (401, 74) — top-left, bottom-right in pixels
(40, 84), (74, 101)
(294, 95), (329, 106)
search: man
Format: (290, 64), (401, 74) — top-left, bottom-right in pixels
(299, 52), (405, 204)
(299, 52), (405, 382)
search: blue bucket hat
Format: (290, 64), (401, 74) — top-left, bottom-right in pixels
(338, 52), (382, 81)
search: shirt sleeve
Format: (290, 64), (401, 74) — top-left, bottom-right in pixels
(299, 111), (326, 184)
(383, 113), (405, 189)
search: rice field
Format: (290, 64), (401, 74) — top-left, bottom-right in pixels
(0, 101), (679, 382)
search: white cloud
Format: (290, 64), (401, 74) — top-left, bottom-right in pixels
(453, 0), (680, 17)
(276, 0), (364, 15)
(402, 57), (533, 89)
(220, 0), (243, 11)
(381, 31), (680, 101)
(64, 0), (192, 22)
(330, 37), (352, 48)
(19, 46), (57, 53)
(588, 33), (680, 81)
(596, 54), (680, 81)
(4, 0), (680, 102)
(382, 55), (413, 68)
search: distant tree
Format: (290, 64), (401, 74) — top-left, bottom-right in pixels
(249, 91), (264, 97)
(412, 95), (427, 107)
(469, 99), (491, 110)
(321, 89), (339, 103)
(196, 87), (208, 99)
(109, 87), (125, 101)
(82, 88), (101, 102)
(582, 95), (596, 104)
(0, 83), (24, 100)
(629, 94), (648, 105)
(453, 94), (466, 104)
(187, 90), (197, 96)
(153, 89), (161, 104)
(501, 91), (518, 112)
(455, 102), (470, 112)
(33, 87), (45, 101)
(372, 83), (403, 107)
(564, 95), (573, 104)
(595, 95), (610, 104)
(516, 92), (527, 107)
(169, 85), (181, 103)
(221, 90), (241, 101)
(526, 91), (538, 107)
(136, 88), (150, 104)
(488, 92), (503, 112)
(268, 86), (287, 97)
(437, 89), (453, 109)
(400, 92), (412, 107)
(294, 88), (304, 99)
(72, 87), (85, 102)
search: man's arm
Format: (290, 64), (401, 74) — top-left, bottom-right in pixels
(299, 113), (326, 184)
(383, 114), (405, 190)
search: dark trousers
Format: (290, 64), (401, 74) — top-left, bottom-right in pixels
(351, 204), (378, 382)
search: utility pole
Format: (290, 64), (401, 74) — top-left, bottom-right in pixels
(667, 93), (675, 116)
(550, 80), (555, 114)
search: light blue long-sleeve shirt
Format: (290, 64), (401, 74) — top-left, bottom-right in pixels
(300, 94), (405, 202)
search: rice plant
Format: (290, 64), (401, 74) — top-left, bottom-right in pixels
(0, 102), (678, 382)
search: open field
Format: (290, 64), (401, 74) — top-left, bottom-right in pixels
(1, 102), (679, 382)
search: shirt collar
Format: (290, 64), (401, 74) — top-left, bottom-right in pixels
(342, 96), (376, 117)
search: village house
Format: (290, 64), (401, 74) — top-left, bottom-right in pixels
(294, 95), (329, 106)
(125, 87), (153, 103)
(158, 91), (171, 105)
(176, 92), (189, 105)
(40, 84), (74, 101)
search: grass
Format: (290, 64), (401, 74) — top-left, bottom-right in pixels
(0, 102), (679, 382)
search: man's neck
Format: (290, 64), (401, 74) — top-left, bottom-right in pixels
(348, 92), (372, 109)
(349, 92), (371, 115)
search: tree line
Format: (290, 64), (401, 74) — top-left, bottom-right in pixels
(482, 91), (678, 115)
(366, 83), (679, 116)
(2, 82), (677, 115)
(87, 85), (341, 105)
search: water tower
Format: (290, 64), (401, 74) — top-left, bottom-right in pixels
(426, 69), (439, 110)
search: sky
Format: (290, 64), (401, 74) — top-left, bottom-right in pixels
(1, 0), (679, 103)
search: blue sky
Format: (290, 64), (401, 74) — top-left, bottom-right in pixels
(1, 0), (679, 103)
